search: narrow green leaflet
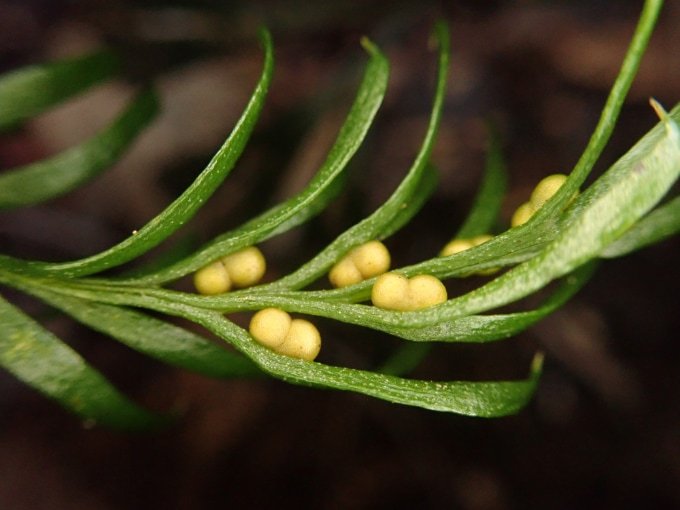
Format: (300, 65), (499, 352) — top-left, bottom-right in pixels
(23, 287), (260, 378)
(0, 274), (540, 416)
(0, 89), (159, 209)
(0, 51), (119, 130)
(6, 29), (274, 278)
(531, 0), (663, 223)
(384, 263), (595, 342)
(376, 101), (680, 325)
(375, 127), (507, 374)
(41, 103), (677, 333)
(454, 123), (507, 239)
(119, 36), (390, 286)
(260, 22), (450, 291)
(172, 305), (543, 417)
(0, 294), (162, 429)
(601, 194), (680, 257)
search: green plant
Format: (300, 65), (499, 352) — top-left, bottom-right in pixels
(0, 0), (677, 429)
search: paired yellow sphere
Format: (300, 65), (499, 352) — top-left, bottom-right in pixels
(194, 246), (266, 295)
(371, 272), (447, 311)
(440, 234), (498, 275)
(440, 234), (493, 257)
(511, 173), (570, 227)
(329, 240), (391, 288)
(249, 308), (321, 361)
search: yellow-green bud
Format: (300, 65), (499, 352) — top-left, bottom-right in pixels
(221, 246), (266, 288)
(249, 308), (321, 361)
(249, 308), (291, 349)
(440, 238), (474, 257)
(371, 272), (447, 311)
(329, 240), (391, 288)
(193, 260), (232, 295)
(275, 319), (321, 361)
(511, 202), (535, 228)
(530, 173), (568, 210)
(194, 246), (266, 295)
(407, 275), (448, 309)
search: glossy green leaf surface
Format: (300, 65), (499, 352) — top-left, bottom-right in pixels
(601, 194), (680, 257)
(157, 303), (544, 417)
(120, 36), (390, 286)
(24, 287), (260, 378)
(0, 294), (162, 429)
(0, 0), (674, 427)
(261, 22), (450, 291)
(6, 29), (274, 278)
(0, 89), (159, 209)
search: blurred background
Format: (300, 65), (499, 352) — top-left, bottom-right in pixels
(1, 1), (679, 508)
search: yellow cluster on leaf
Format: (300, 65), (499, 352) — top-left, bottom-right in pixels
(511, 173), (571, 227)
(371, 272), (447, 311)
(329, 240), (391, 288)
(249, 308), (321, 361)
(440, 234), (498, 275)
(193, 246), (266, 295)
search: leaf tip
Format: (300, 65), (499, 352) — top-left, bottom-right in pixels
(430, 20), (451, 51)
(649, 97), (668, 121)
(360, 36), (377, 55)
(257, 27), (272, 46)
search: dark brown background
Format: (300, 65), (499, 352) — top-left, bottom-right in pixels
(1, 1), (679, 508)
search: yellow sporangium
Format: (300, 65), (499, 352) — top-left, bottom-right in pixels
(328, 240), (391, 288)
(193, 246), (266, 295)
(510, 173), (571, 227)
(249, 308), (321, 361)
(510, 202), (535, 227)
(529, 173), (568, 209)
(371, 272), (447, 311)
(440, 234), (498, 275)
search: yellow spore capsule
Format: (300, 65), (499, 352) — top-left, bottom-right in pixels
(249, 308), (291, 349)
(407, 275), (448, 309)
(249, 308), (322, 361)
(440, 238), (474, 257)
(221, 246), (266, 288)
(276, 319), (321, 361)
(329, 240), (391, 288)
(194, 246), (266, 294)
(193, 260), (231, 295)
(511, 201), (536, 228)
(328, 257), (363, 288)
(529, 173), (568, 209)
(470, 234), (493, 246)
(371, 272), (447, 311)
(371, 272), (411, 311)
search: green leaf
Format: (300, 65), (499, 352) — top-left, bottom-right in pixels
(383, 100), (680, 324)
(5, 29), (274, 278)
(384, 263), (595, 342)
(601, 195), (680, 257)
(23, 287), (261, 378)
(0, 294), (163, 430)
(173, 306), (543, 417)
(530, 0), (663, 223)
(259, 22), (450, 291)
(0, 89), (159, 209)
(0, 275), (541, 416)
(120, 35), (391, 286)
(455, 123), (507, 239)
(0, 51), (120, 130)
